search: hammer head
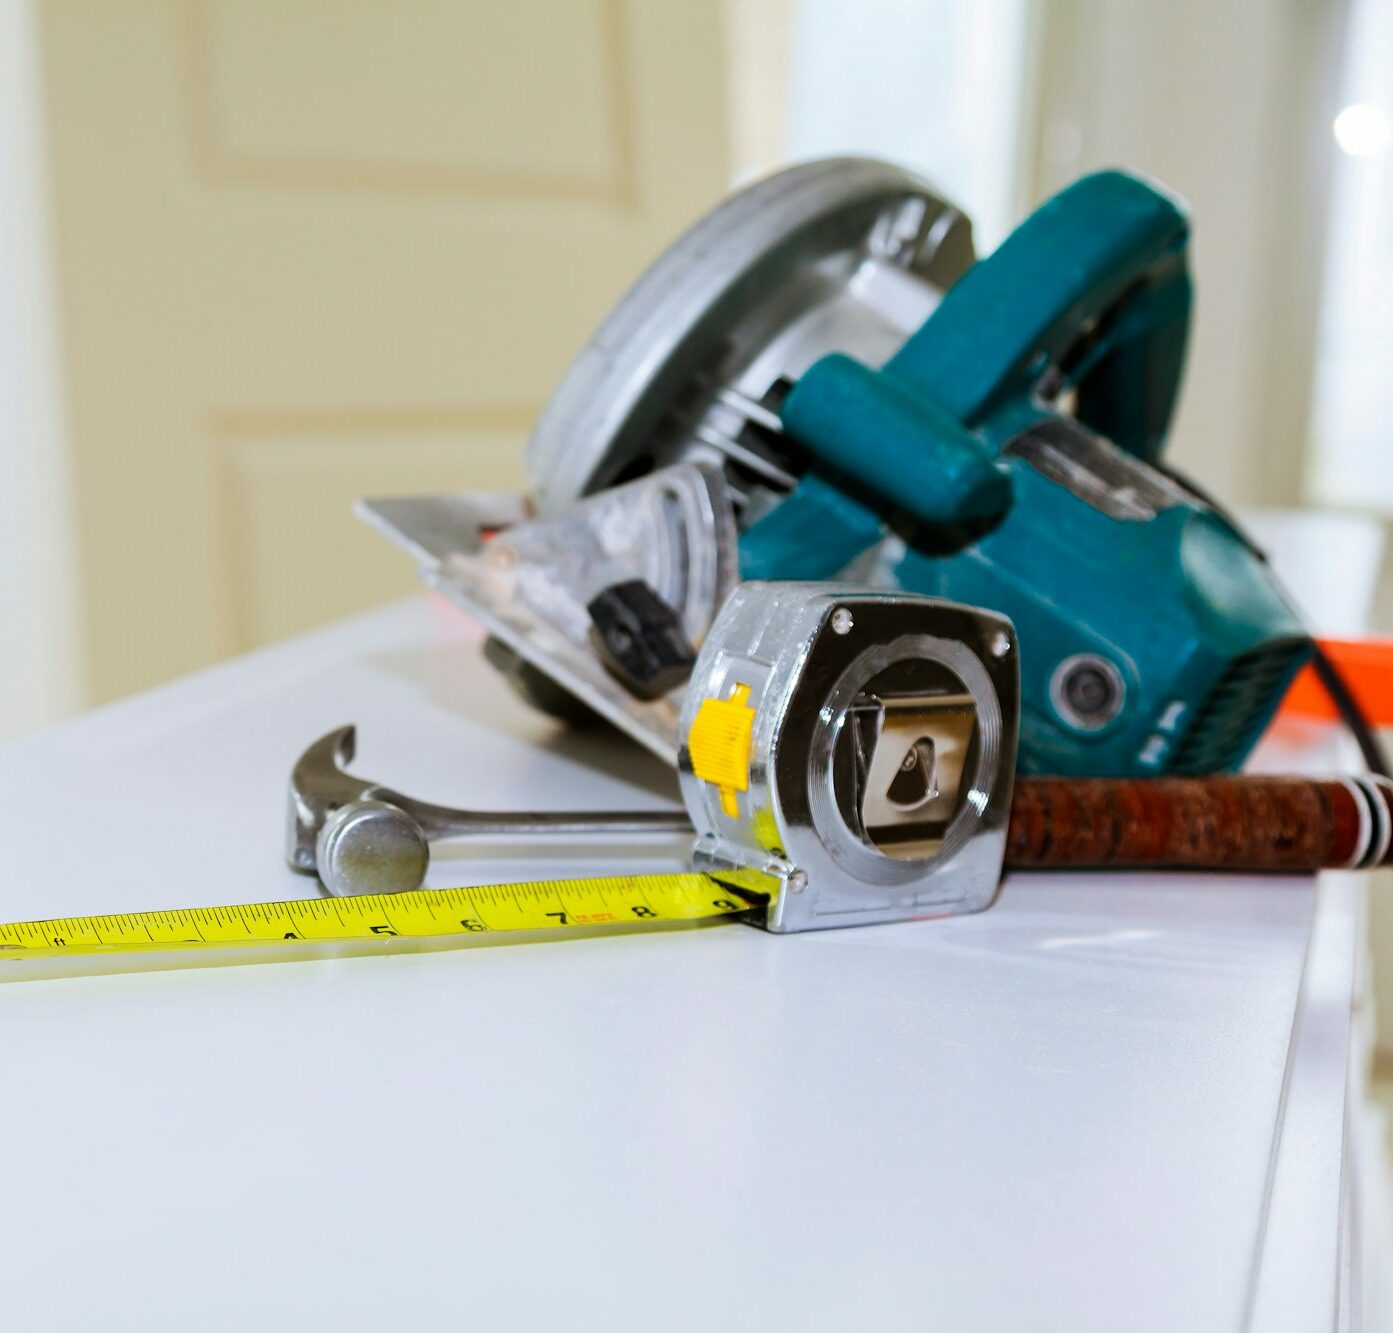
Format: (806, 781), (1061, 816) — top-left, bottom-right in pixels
(285, 725), (378, 875)
(286, 725), (433, 897)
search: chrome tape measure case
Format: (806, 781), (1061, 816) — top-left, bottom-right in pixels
(680, 584), (1019, 932)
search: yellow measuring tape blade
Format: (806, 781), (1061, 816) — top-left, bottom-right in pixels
(0, 871), (775, 980)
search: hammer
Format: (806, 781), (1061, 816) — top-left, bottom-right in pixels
(287, 726), (689, 897)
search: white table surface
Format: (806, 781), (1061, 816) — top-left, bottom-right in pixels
(0, 595), (1358, 1332)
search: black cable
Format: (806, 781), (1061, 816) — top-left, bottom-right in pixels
(1158, 464), (1391, 778)
(1311, 641), (1391, 777)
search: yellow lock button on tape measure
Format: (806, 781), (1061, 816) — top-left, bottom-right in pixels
(687, 682), (755, 818)
(0, 871), (776, 983)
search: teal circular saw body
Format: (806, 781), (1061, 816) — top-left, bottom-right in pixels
(527, 159), (1311, 777)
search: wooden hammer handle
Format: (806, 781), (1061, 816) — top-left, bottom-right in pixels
(1005, 775), (1393, 872)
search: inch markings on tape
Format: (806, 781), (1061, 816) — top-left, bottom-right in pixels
(0, 871), (774, 980)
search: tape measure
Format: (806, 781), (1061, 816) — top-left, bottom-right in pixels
(0, 871), (774, 983)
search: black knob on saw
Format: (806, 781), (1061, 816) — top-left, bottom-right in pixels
(587, 581), (696, 700)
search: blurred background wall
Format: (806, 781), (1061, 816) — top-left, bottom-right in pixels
(3, 0), (1393, 1025)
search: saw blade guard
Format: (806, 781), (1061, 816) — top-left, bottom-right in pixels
(526, 156), (975, 525)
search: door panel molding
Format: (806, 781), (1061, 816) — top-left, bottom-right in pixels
(184, 0), (638, 206)
(38, 0), (729, 702)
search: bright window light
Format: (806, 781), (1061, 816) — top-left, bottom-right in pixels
(786, 0), (1031, 251)
(1333, 102), (1392, 157)
(1310, 0), (1393, 514)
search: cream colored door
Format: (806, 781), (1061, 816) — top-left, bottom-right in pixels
(37, 0), (731, 702)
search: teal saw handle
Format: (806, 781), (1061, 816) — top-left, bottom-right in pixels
(886, 169), (1192, 462)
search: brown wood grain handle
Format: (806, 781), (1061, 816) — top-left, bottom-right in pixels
(1005, 775), (1393, 871)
